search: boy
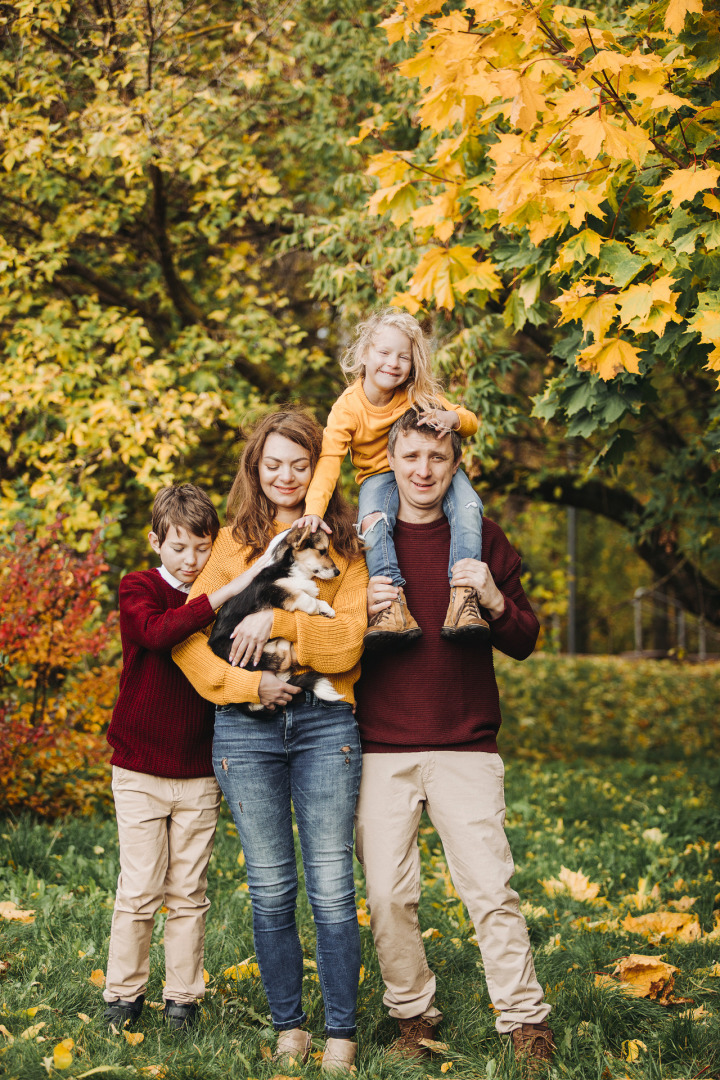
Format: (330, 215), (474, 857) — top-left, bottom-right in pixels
(103, 484), (264, 1031)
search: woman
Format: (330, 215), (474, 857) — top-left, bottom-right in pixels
(174, 410), (368, 1073)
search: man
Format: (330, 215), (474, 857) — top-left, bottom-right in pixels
(354, 409), (554, 1070)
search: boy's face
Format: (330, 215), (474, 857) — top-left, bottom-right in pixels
(148, 524), (213, 585)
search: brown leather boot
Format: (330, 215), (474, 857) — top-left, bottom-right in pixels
(364, 587), (422, 650)
(510, 1021), (555, 1072)
(440, 586), (490, 640)
(387, 1015), (436, 1061)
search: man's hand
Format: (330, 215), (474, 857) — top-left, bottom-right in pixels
(367, 575), (399, 618)
(292, 514), (332, 534)
(258, 671), (302, 708)
(417, 408), (460, 438)
(450, 559), (506, 620)
(229, 609), (274, 667)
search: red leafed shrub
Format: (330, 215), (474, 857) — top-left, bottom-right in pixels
(0, 519), (120, 816)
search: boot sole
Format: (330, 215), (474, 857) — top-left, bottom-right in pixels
(440, 624), (491, 641)
(363, 628), (423, 651)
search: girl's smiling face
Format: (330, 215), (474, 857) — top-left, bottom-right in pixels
(362, 326), (413, 406)
(257, 432), (313, 522)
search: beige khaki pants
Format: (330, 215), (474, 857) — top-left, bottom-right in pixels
(355, 752), (550, 1034)
(104, 767), (221, 1005)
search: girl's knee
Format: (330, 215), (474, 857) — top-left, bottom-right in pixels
(360, 512), (385, 536)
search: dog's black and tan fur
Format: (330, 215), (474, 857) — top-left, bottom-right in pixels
(208, 525), (343, 708)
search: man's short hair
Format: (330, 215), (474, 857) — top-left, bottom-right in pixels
(387, 408), (462, 462)
(151, 484), (220, 545)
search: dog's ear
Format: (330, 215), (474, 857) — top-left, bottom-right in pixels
(289, 524), (312, 549)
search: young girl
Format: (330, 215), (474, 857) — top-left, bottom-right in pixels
(296, 308), (488, 646)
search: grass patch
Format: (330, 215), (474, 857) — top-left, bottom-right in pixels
(0, 757), (718, 1079)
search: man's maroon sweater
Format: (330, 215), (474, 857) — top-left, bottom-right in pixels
(356, 516), (539, 753)
(107, 570), (216, 778)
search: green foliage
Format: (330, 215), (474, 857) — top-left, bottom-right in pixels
(496, 654), (720, 761)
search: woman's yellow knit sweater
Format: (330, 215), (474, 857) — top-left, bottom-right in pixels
(173, 525), (369, 707)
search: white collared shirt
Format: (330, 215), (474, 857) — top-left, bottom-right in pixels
(157, 564), (192, 594)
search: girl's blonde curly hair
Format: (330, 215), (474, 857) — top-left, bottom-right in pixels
(341, 308), (444, 411)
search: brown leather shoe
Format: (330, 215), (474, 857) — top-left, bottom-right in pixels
(364, 587), (422, 650)
(387, 1015), (436, 1061)
(440, 586), (490, 640)
(511, 1021), (555, 1071)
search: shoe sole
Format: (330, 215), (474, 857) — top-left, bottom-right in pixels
(363, 628), (423, 650)
(440, 624), (491, 641)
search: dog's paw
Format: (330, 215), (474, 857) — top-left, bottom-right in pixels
(317, 601), (336, 618)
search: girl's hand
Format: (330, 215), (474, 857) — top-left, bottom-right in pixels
(418, 408), (460, 438)
(229, 609), (275, 668)
(258, 671), (302, 709)
(292, 514), (332, 534)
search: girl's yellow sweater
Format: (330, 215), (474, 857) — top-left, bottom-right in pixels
(304, 380), (479, 519)
(173, 525), (368, 707)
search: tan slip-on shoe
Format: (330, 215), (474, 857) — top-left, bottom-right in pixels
(321, 1037), (357, 1073)
(272, 1027), (312, 1067)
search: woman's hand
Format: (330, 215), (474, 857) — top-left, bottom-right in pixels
(229, 609), (275, 667)
(417, 408), (460, 438)
(258, 671), (303, 709)
(292, 514), (332, 534)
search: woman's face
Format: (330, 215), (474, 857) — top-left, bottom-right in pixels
(258, 432), (313, 522)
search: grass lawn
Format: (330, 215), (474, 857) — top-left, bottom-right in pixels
(0, 756), (718, 1079)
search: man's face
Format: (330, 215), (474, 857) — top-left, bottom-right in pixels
(388, 429), (459, 519)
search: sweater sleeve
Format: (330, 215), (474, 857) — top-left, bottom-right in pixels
(437, 394), (479, 439)
(486, 536), (539, 661)
(172, 539), (263, 705)
(303, 399), (357, 518)
(119, 574), (214, 652)
(269, 555), (369, 673)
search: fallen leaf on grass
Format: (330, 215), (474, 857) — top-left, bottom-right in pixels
(422, 928), (441, 939)
(224, 958), (260, 979)
(77, 1012), (91, 1023)
(707, 961), (720, 977)
(26, 1004), (51, 1017)
(622, 1039), (647, 1062)
(88, 969), (106, 988)
(612, 954), (679, 1002)
(573, 916), (620, 932)
(356, 898), (371, 927)
(679, 1005), (711, 1021)
(668, 896), (698, 912)
(594, 974), (618, 989)
(0, 959), (8, 975)
(123, 1029), (144, 1045)
(541, 867), (601, 902)
(260, 1045), (273, 1060)
(418, 1039), (449, 1052)
(140, 1067), (169, 1077)
(54, 1039), (74, 1070)
(440, 1063), (453, 1073)
(0, 901), (36, 923)
(622, 911), (701, 943)
(0, 1024), (14, 1043)
(20, 1022), (46, 1039)
(622, 878), (661, 911)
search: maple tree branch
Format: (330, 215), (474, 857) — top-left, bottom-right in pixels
(149, 163), (206, 326)
(371, 130), (453, 184)
(61, 257), (167, 325)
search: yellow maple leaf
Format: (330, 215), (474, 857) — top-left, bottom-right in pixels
(622, 1039), (647, 1062)
(612, 954), (678, 1000)
(688, 309), (720, 344)
(576, 337), (643, 380)
(622, 911), (702, 942)
(657, 167), (720, 208)
(123, 1029), (144, 1046)
(389, 292), (423, 315)
(89, 969), (106, 989)
(510, 78), (546, 130)
(54, 1039), (74, 1070)
(664, 0), (704, 34)
(541, 866), (601, 901)
(0, 900), (36, 923)
(703, 193), (720, 214)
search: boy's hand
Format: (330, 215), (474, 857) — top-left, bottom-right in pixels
(418, 408), (459, 438)
(258, 672), (302, 708)
(367, 575), (399, 618)
(229, 609), (274, 667)
(292, 514), (332, 534)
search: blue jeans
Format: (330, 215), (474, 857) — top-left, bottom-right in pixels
(213, 695), (362, 1038)
(357, 468), (484, 587)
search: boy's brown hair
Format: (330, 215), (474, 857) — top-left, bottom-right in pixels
(151, 485), (220, 545)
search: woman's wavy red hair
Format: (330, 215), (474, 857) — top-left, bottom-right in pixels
(227, 408), (362, 563)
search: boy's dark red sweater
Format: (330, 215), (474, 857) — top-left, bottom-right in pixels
(107, 570), (216, 778)
(356, 517), (539, 753)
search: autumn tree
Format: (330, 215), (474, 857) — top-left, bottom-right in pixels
(0, 0), (396, 562)
(296, 0), (720, 627)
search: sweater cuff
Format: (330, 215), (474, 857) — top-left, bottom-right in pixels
(271, 609), (297, 641)
(489, 594), (515, 632)
(224, 666), (263, 705)
(186, 592), (215, 626)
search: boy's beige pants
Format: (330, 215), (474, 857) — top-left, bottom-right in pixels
(354, 751), (550, 1035)
(104, 766), (221, 1005)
